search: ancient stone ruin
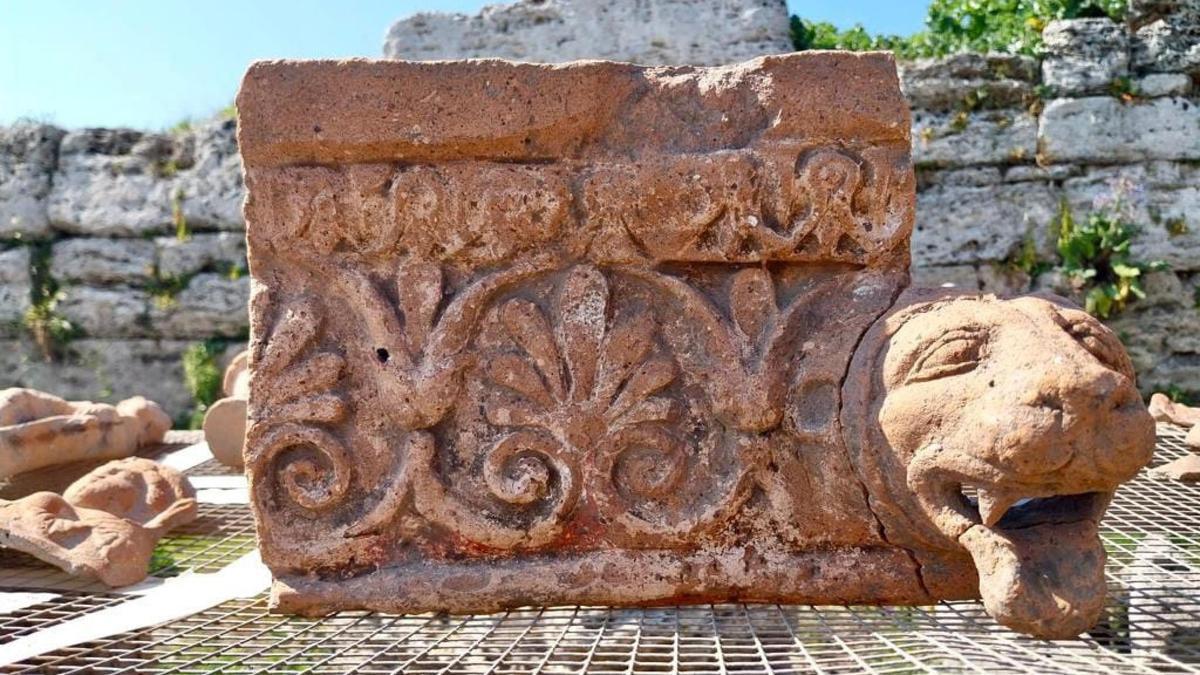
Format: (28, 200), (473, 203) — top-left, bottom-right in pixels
(237, 53), (1155, 638)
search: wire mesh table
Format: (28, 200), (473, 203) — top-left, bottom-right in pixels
(1, 426), (1198, 674)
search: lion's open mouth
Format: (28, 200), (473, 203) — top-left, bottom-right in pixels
(958, 488), (1109, 529)
(937, 484), (1112, 639)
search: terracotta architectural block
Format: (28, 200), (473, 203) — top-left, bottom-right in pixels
(237, 55), (1154, 638)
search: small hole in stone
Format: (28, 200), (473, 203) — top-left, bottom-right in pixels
(376, 348), (390, 363)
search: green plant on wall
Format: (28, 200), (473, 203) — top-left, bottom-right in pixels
(1055, 198), (1165, 318)
(180, 340), (223, 429)
(172, 188), (190, 241)
(791, 0), (1127, 57)
(22, 242), (78, 361)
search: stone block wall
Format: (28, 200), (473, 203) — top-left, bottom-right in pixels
(903, 0), (1200, 394)
(1, 0), (1198, 417)
(0, 118), (247, 419)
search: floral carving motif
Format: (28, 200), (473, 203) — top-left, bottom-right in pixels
(753, 148), (902, 258)
(477, 265), (751, 542)
(483, 266), (677, 461)
(245, 295), (349, 514)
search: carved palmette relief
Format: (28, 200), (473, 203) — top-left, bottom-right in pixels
(246, 240), (903, 555)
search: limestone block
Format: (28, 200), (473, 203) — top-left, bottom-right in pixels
(57, 285), (150, 338)
(0, 124), (64, 240)
(149, 274), (248, 338)
(910, 264), (979, 289)
(155, 232), (246, 279)
(912, 110), (1038, 167)
(913, 181), (1060, 266)
(47, 129), (177, 237)
(1041, 19), (1129, 96)
(1132, 12), (1200, 74)
(0, 338), (194, 419)
(916, 166), (1004, 188)
(899, 53), (1039, 111)
(1110, 301), (1200, 395)
(46, 120), (244, 237)
(1137, 72), (1193, 96)
(174, 118), (245, 231)
(1039, 97), (1200, 163)
(977, 264), (1032, 294)
(0, 247), (31, 336)
(235, 55), (1153, 640)
(383, 0), (793, 66)
(50, 238), (155, 285)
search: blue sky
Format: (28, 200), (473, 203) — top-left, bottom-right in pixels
(0, 1), (927, 130)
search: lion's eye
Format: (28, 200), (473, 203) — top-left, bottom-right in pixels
(906, 330), (986, 384)
(1069, 321), (1130, 376)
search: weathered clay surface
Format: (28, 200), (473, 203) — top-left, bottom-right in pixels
(0, 457), (197, 586)
(203, 350), (249, 468)
(0, 388), (171, 478)
(237, 55), (1154, 639)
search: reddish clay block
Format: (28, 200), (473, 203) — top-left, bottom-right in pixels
(237, 54), (1153, 639)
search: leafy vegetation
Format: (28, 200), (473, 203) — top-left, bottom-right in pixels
(172, 187), (189, 241)
(1003, 232), (1053, 278)
(22, 242), (77, 361)
(791, 0), (1127, 57)
(181, 340), (224, 429)
(1055, 198), (1166, 318)
(147, 272), (191, 310)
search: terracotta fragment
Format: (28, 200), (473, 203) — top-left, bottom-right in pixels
(202, 350), (249, 468)
(0, 457), (197, 586)
(1148, 391), (1200, 427)
(236, 54), (1154, 639)
(0, 388), (171, 479)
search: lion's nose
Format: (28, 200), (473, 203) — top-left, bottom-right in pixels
(1066, 363), (1155, 481)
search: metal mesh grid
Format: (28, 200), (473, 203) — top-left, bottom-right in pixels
(185, 458), (246, 478)
(2, 426), (1199, 673)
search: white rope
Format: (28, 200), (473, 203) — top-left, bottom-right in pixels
(0, 550), (270, 666)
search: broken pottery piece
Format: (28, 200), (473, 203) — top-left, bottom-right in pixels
(0, 388), (171, 479)
(1148, 392), (1200, 427)
(1149, 453), (1200, 481)
(236, 54), (1155, 639)
(202, 350), (250, 469)
(0, 457), (197, 586)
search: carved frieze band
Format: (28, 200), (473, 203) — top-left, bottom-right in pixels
(250, 144), (913, 268)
